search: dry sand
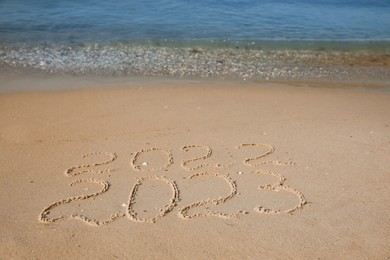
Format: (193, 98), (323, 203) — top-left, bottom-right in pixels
(0, 76), (389, 259)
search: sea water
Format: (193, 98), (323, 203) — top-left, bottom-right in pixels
(1, 0), (390, 50)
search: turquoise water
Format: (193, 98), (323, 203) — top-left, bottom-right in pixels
(1, 0), (390, 49)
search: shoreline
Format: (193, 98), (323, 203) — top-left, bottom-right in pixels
(1, 45), (390, 84)
(1, 72), (390, 95)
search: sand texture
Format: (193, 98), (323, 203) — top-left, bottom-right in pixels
(0, 79), (389, 259)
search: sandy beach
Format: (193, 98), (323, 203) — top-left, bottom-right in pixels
(0, 75), (389, 259)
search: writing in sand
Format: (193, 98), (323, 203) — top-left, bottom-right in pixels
(39, 143), (307, 226)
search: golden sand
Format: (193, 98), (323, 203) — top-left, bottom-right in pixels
(0, 77), (389, 259)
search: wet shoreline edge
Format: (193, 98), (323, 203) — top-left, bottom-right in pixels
(1, 45), (389, 83)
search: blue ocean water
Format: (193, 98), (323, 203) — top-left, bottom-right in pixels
(0, 0), (390, 48)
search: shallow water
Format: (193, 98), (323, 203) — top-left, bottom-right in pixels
(1, 0), (390, 49)
(1, 0), (390, 83)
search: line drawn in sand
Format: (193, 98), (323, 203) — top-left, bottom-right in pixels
(39, 178), (125, 226)
(181, 145), (235, 171)
(65, 152), (118, 177)
(251, 170), (307, 215)
(126, 176), (179, 223)
(130, 148), (173, 172)
(178, 172), (248, 219)
(236, 143), (294, 167)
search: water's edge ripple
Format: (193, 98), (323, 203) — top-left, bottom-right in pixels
(1, 45), (389, 83)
